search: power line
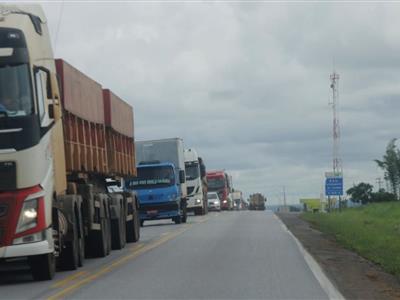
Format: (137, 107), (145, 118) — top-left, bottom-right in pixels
(53, 1), (65, 55)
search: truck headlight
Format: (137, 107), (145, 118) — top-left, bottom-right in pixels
(16, 199), (38, 233)
(223, 200), (227, 204)
(215, 201), (219, 205)
(195, 199), (201, 204)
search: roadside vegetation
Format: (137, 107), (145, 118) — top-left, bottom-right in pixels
(302, 202), (400, 278)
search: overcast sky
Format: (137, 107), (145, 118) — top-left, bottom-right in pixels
(40, 1), (400, 205)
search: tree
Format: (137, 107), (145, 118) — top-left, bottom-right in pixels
(375, 139), (399, 199)
(370, 189), (396, 202)
(346, 182), (373, 204)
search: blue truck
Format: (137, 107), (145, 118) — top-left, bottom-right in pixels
(126, 138), (188, 226)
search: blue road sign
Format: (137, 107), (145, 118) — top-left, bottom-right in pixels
(325, 177), (343, 196)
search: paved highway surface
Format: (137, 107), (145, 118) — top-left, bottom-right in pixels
(0, 211), (330, 299)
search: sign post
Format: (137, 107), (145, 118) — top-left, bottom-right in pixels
(325, 175), (343, 212)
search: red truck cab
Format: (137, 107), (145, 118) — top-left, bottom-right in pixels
(206, 171), (231, 210)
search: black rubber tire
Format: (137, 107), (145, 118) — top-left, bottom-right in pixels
(29, 253), (56, 281)
(181, 207), (187, 223)
(91, 216), (108, 258)
(133, 208), (140, 242)
(106, 215), (112, 255)
(77, 212), (85, 267)
(173, 216), (182, 224)
(111, 214), (126, 250)
(60, 217), (79, 270)
(140, 220), (144, 227)
(126, 207), (140, 243)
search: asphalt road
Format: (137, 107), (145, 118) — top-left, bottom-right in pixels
(0, 211), (330, 300)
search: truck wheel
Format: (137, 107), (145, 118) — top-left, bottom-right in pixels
(91, 217), (108, 257)
(127, 208), (140, 243)
(29, 253), (55, 281)
(140, 220), (144, 227)
(173, 216), (182, 224)
(111, 210), (126, 250)
(60, 214), (79, 270)
(106, 215), (112, 255)
(181, 207), (187, 223)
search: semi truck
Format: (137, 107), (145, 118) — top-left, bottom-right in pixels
(128, 138), (187, 225)
(206, 171), (232, 210)
(184, 149), (207, 215)
(249, 193), (266, 210)
(0, 4), (140, 281)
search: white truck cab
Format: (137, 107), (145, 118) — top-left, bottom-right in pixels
(184, 149), (206, 215)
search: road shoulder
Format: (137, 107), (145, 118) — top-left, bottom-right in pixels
(276, 212), (400, 300)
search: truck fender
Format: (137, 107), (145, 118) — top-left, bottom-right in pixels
(109, 194), (124, 220)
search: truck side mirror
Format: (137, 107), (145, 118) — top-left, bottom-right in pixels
(49, 73), (62, 121)
(179, 170), (185, 184)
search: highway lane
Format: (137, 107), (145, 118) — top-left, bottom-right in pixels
(1, 211), (330, 299)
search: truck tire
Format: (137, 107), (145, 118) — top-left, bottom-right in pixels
(181, 206), (187, 223)
(111, 205), (126, 250)
(173, 215), (182, 224)
(59, 209), (81, 270)
(140, 220), (144, 227)
(126, 207), (140, 243)
(90, 195), (109, 258)
(29, 253), (55, 281)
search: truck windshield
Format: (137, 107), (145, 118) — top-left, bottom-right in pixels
(127, 166), (175, 189)
(208, 178), (225, 189)
(0, 64), (33, 117)
(185, 162), (200, 180)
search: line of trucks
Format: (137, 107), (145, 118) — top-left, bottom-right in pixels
(0, 4), (247, 282)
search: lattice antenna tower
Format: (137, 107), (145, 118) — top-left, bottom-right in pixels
(329, 71), (342, 175)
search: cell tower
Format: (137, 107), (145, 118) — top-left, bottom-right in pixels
(329, 71), (342, 176)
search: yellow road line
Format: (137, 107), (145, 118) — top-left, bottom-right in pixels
(46, 226), (190, 300)
(51, 271), (88, 289)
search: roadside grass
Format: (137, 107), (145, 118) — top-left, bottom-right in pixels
(302, 202), (400, 278)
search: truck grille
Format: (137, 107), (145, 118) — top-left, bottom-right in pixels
(0, 161), (16, 191)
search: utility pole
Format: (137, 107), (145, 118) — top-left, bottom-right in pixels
(283, 186), (287, 212)
(329, 70), (343, 211)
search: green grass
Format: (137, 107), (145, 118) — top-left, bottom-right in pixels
(302, 202), (400, 278)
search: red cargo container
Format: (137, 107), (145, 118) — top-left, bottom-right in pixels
(56, 59), (108, 175)
(56, 59), (136, 177)
(106, 130), (136, 177)
(102, 89), (134, 138)
(103, 89), (136, 177)
(55, 59), (104, 124)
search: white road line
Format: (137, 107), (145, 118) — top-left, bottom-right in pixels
(273, 213), (345, 300)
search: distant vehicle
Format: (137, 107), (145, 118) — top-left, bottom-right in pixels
(185, 149), (207, 215)
(249, 193), (267, 211)
(231, 190), (243, 211)
(207, 171), (232, 210)
(207, 192), (221, 211)
(128, 138), (187, 225)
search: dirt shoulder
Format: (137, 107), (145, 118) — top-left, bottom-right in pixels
(276, 212), (400, 300)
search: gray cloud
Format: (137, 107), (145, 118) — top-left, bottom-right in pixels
(42, 2), (400, 204)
